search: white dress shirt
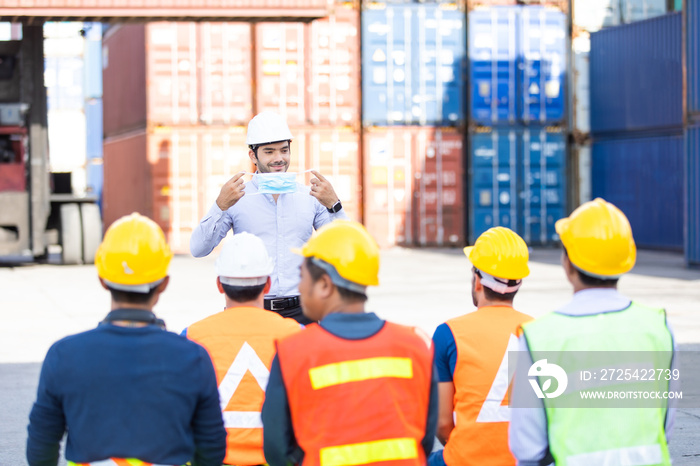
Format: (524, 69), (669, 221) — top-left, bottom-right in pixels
(190, 178), (347, 297)
(509, 288), (678, 466)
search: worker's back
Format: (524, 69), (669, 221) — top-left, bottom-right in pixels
(276, 320), (433, 466)
(28, 323), (224, 465)
(442, 306), (531, 466)
(186, 306), (300, 465)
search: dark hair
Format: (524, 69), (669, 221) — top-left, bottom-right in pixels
(305, 257), (368, 303)
(475, 270), (518, 302)
(109, 287), (159, 305)
(563, 248), (619, 287)
(221, 283), (267, 303)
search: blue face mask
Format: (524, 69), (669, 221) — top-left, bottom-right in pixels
(253, 172), (298, 194)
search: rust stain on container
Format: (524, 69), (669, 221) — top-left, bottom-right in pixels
(363, 126), (465, 249)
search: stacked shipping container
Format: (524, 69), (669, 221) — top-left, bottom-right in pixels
(685, 0), (700, 265)
(361, 2), (466, 247)
(102, 3), (362, 253)
(571, 0), (670, 208)
(589, 13), (683, 250)
(467, 5), (567, 245)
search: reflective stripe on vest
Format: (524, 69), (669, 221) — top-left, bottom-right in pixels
(277, 322), (433, 466)
(567, 444), (663, 466)
(444, 306), (532, 466)
(186, 306), (301, 466)
(522, 301), (673, 466)
(67, 460), (177, 466)
(320, 438), (418, 466)
(309, 357), (413, 389)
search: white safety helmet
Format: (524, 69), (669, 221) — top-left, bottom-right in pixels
(216, 232), (274, 286)
(246, 111), (294, 146)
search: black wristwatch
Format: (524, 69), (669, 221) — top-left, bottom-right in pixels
(327, 200), (343, 214)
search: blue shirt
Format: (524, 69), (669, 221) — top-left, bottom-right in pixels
(261, 312), (439, 466)
(189, 178), (347, 297)
(27, 318), (227, 466)
(509, 289), (678, 466)
(432, 323), (458, 382)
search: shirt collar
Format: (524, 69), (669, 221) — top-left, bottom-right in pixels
(557, 288), (632, 316)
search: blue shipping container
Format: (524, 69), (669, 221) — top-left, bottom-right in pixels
(83, 22), (103, 99)
(590, 12), (682, 134)
(468, 7), (519, 125)
(470, 127), (566, 244)
(362, 3), (466, 126)
(688, 0), (700, 115)
(592, 133), (683, 250)
(519, 7), (567, 125)
(85, 98), (103, 160)
(684, 125), (700, 265)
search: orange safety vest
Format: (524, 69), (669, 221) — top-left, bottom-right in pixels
(187, 306), (301, 466)
(276, 321), (433, 466)
(443, 306), (532, 466)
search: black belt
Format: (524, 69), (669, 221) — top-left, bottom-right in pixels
(264, 296), (300, 311)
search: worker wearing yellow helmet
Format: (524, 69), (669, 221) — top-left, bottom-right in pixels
(429, 227), (533, 466)
(27, 213), (227, 466)
(261, 220), (438, 466)
(510, 199), (677, 466)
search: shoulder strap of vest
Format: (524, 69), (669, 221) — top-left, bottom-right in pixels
(101, 308), (166, 329)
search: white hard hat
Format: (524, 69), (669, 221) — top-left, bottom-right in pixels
(216, 232), (274, 286)
(246, 111), (294, 146)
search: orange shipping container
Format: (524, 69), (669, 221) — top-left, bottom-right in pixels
(104, 125), (360, 254)
(363, 126), (465, 248)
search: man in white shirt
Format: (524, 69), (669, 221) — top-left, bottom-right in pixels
(190, 111), (347, 323)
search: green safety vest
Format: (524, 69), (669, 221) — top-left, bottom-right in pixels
(521, 301), (674, 466)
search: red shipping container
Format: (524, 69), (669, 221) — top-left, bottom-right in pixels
(103, 22), (254, 136)
(306, 4), (360, 125)
(255, 22), (308, 126)
(0, 1), (331, 20)
(255, 4), (361, 126)
(363, 126), (465, 248)
(102, 131), (151, 227)
(103, 25), (147, 137)
(291, 125), (361, 222)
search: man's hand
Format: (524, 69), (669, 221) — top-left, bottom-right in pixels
(216, 172), (246, 211)
(310, 170), (340, 209)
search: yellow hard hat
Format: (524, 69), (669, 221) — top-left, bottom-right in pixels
(464, 227), (530, 280)
(95, 213), (173, 292)
(555, 198), (636, 278)
(294, 220), (379, 291)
